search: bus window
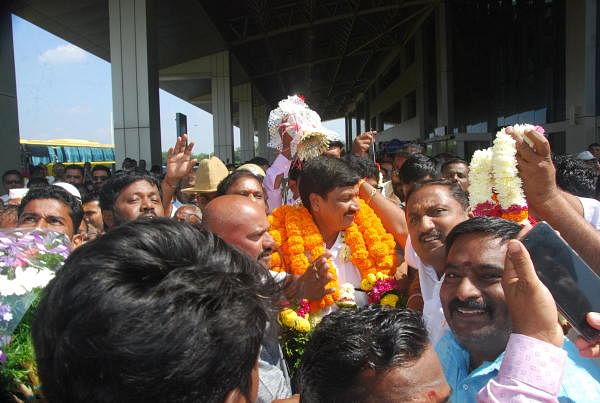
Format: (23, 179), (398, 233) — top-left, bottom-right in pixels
(103, 148), (115, 161)
(78, 146), (92, 162)
(91, 147), (105, 161)
(63, 146), (81, 163)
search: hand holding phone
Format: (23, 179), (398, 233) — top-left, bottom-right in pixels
(521, 222), (600, 341)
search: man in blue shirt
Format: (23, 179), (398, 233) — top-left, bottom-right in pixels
(435, 217), (600, 402)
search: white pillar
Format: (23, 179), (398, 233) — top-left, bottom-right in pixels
(210, 51), (233, 163)
(109, 0), (161, 167)
(0, 12), (21, 176)
(565, 0), (598, 152)
(238, 83), (254, 162)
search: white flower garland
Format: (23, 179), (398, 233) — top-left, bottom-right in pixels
(468, 124), (541, 222)
(492, 130), (526, 208)
(468, 148), (494, 207)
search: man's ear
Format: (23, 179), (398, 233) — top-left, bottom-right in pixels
(309, 193), (322, 212)
(466, 207), (474, 218)
(102, 210), (114, 229)
(71, 233), (84, 249)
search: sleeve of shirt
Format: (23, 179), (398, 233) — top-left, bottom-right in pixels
(577, 196), (600, 230)
(265, 154), (291, 212)
(477, 334), (567, 403)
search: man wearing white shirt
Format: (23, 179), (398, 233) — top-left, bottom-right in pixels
(404, 180), (471, 344)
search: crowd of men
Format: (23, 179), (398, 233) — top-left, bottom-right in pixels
(1, 131), (600, 402)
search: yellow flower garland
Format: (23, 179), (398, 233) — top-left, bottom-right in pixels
(268, 199), (397, 312)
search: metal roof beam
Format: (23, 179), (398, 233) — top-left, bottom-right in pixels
(231, 0), (434, 45)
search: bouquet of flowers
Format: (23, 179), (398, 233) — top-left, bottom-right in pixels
(0, 229), (70, 397)
(360, 272), (407, 308)
(278, 299), (314, 376)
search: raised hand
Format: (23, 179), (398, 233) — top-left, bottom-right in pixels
(165, 134), (197, 187)
(352, 131), (376, 156)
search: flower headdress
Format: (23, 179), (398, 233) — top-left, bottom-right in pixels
(468, 124), (544, 223)
(268, 95), (338, 160)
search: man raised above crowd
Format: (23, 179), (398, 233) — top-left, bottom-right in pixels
(268, 156), (399, 314)
(437, 216), (600, 402)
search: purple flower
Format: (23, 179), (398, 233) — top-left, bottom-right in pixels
(0, 350), (6, 364)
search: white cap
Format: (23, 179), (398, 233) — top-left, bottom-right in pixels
(577, 151), (596, 161)
(53, 182), (82, 201)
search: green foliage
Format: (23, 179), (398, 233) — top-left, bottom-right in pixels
(279, 327), (312, 379)
(1, 298), (39, 392)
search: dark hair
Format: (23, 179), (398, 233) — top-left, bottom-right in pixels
(445, 216), (521, 253)
(399, 154), (438, 185)
(298, 306), (429, 402)
(91, 165), (111, 176)
(328, 140), (344, 150)
(299, 156), (360, 210)
(345, 154), (379, 181)
(588, 142), (600, 151)
(82, 190), (100, 204)
(441, 158), (468, 174)
(18, 185), (83, 231)
(27, 177), (49, 189)
(65, 164), (84, 175)
(2, 169), (22, 182)
(248, 157), (270, 167)
(406, 179), (470, 210)
(216, 170), (262, 197)
(33, 218), (277, 403)
(99, 172), (161, 211)
(553, 154), (598, 198)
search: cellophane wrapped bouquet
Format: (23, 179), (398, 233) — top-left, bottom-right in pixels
(0, 229), (70, 397)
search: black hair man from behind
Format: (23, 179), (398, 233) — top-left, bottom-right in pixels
(298, 306), (451, 402)
(33, 218), (278, 403)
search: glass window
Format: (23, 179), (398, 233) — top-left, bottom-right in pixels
(63, 146), (81, 162)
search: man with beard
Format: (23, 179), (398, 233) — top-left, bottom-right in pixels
(404, 180), (471, 344)
(99, 172), (164, 229)
(437, 216), (600, 402)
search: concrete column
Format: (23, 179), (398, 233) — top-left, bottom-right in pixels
(415, 28), (426, 140)
(435, 1), (454, 133)
(565, 0), (598, 152)
(211, 51), (233, 163)
(0, 12), (21, 176)
(109, 0), (161, 167)
(237, 83), (254, 162)
(255, 104), (270, 159)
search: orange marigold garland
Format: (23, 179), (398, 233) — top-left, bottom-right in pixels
(268, 199), (397, 313)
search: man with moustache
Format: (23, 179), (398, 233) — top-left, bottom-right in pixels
(437, 216), (600, 402)
(203, 195), (293, 402)
(99, 172), (165, 229)
(404, 180), (471, 344)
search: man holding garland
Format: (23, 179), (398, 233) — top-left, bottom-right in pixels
(269, 156), (398, 314)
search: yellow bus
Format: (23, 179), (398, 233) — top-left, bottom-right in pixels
(20, 139), (115, 175)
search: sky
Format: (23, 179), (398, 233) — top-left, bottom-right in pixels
(11, 14), (345, 155)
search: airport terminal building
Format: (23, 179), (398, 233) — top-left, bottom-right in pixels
(0, 0), (598, 172)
